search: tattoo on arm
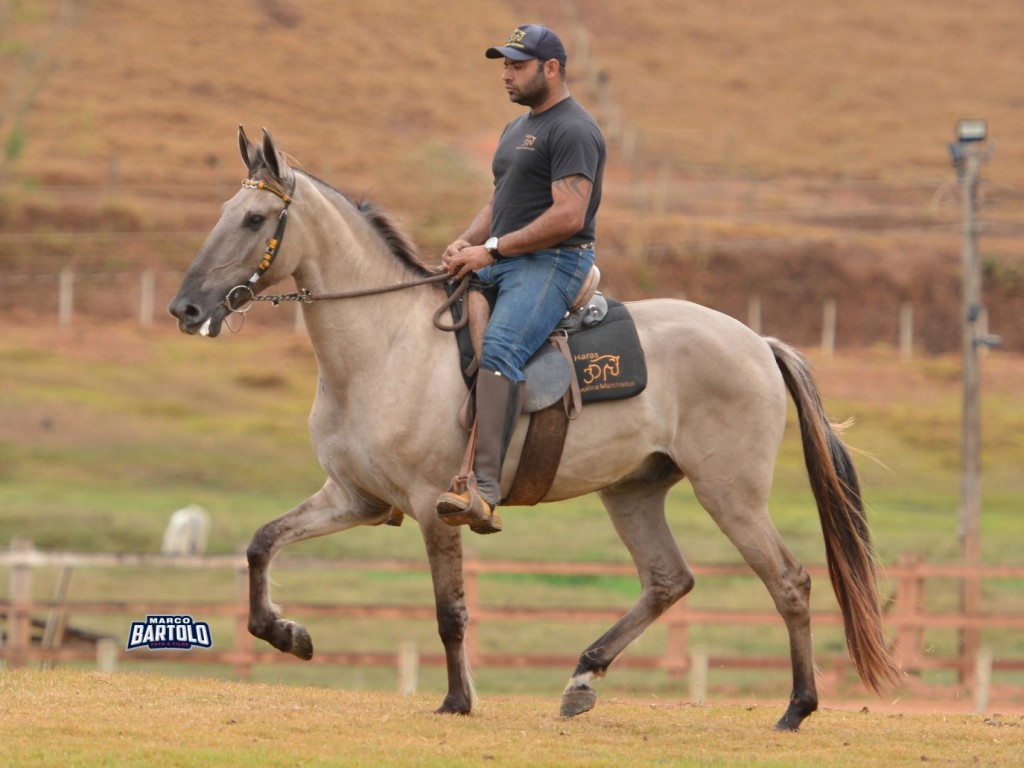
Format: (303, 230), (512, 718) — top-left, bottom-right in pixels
(553, 175), (592, 201)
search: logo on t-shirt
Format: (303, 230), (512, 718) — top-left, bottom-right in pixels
(517, 134), (538, 150)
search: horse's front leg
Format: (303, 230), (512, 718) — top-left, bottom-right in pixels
(418, 512), (474, 715)
(246, 479), (390, 658)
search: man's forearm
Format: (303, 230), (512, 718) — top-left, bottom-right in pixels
(459, 198), (495, 245)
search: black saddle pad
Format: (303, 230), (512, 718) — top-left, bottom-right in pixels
(447, 285), (647, 403)
(568, 298), (647, 403)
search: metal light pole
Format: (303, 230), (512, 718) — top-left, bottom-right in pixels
(948, 119), (998, 686)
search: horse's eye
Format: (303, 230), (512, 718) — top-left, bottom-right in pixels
(247, 213), (266, 229)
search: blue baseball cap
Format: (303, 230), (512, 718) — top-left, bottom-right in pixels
(485, 24), (567, 67)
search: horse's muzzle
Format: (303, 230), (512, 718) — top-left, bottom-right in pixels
(168, 294), (229, 337)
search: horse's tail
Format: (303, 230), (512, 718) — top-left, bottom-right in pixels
(767, 337), (900, 693)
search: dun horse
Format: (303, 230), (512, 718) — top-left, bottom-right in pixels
(170, 127), (899, 730)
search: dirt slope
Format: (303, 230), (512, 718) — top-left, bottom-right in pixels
(2, 0), (1022, 350)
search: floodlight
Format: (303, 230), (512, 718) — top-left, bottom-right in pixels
(956, 119), (987, 142)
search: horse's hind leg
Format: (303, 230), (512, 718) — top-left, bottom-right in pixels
(689, 473), (817, 731)
(561, 479), (693, 717)
(246, 479), (390, 659)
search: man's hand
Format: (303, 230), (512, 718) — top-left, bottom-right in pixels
(440, 239), (472, 266)
(441, 240), (494, 279)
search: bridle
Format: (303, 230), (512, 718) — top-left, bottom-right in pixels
(221, 177), (295, 313)
(222, 176), (466, 332)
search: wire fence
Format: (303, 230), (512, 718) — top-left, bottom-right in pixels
(0, 266), (993, 358)
(2, 172), (1021, 352)
(0, 269), (305, 333)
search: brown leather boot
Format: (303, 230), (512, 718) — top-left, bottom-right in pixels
(437, 369), (523, 534)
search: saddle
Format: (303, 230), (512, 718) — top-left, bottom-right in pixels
(452, 266), (648, 507)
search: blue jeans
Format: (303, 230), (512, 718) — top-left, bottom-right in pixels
(474, 246), (596, 381)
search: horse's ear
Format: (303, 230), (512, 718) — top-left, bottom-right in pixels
(261, 127), (286, 183)
(238, 125), (261, 171)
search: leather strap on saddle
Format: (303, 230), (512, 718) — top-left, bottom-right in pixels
(502, 400), (569, 507)
(448, 417), (480, 497)
(548, 331), (582, 420)
(500, 327), (580, 506)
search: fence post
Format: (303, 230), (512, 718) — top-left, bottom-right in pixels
(973, 646), (992, 714)
(398, 641), (419, 695)
(821, 298), (836, 357)
(58, 269), (74, 328)
(234, 565), (253, 678)
(899, 302), (914, 360)
(747, 296), (762, 335)
(139, 271), (156, 328)
(41, 564), (73, 650)
(6, 538), (34, 667)
(891, 553), (925, 674)
(96, 638), (118, 674)
(689, 647), (709, 705)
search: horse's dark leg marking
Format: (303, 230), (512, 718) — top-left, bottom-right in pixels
(434, 601), (472, 714)
(728, 530), (817, 731)
(689, 472), (818, 731)
(246, 482), (389, 661)
(770, 561), (817, 731)
(561, 480), (693, 717)
(420, 517), (474, 714)
(247, 521), (315, 660)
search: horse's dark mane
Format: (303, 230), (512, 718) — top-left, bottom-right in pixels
(356, 200), (436, 278)
(298, 170), (436, 279)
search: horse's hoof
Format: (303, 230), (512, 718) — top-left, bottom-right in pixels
(435, 694), (471, 715)
(559, 686), (597, 718)
(773, 717), (800, 732)
(288, 623), (314, 660)
(773, 697), (816, 731)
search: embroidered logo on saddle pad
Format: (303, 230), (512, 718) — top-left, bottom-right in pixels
(568, 299), (647, 403)
(521, 299), (647, 412)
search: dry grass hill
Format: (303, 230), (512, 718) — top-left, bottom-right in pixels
(2, 0), (1023, 350)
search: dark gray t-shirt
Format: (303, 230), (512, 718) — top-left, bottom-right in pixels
(490, 97), (606, 247)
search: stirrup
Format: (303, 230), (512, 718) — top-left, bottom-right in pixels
(436, 483), (503, 535)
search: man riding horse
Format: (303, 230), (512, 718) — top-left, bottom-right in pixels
(436, 25), (607, 535)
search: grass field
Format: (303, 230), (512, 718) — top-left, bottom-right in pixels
(2, 324), (1022, 563)
(1, 323), (1023, 707)
(1, 668), (1021, 768)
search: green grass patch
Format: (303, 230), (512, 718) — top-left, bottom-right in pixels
(2, 327), (1023, 702)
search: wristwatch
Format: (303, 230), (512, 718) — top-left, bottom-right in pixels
(484, 236), (502, 258)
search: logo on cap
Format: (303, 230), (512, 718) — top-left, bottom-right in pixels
(486, 24), (567, 66)
(506, 28), (527, 49)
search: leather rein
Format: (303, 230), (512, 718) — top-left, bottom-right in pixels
(223, 177), (467, 332)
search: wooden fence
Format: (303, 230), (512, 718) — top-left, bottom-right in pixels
(2, 543), (1022, 710)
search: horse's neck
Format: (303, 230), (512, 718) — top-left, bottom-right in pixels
(292, 195), (445, 389)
